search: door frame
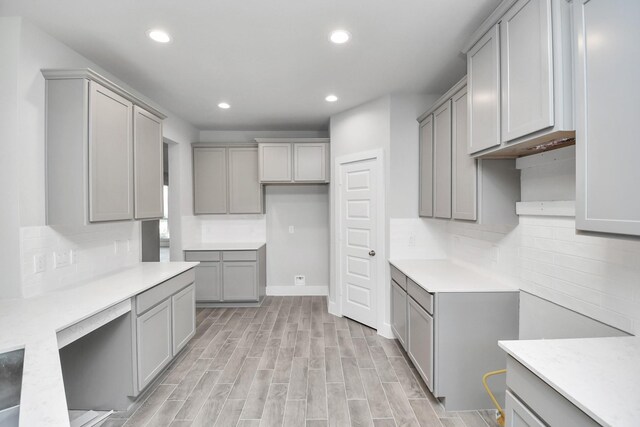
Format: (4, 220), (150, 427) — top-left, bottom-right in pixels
(332, 148), (390, 336)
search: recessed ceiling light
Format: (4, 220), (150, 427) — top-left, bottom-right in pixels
(325, 95), (338, 102)
(147, 29), (171, 43)
(329, 30), (351, 44)
(218, 102), (231, 109)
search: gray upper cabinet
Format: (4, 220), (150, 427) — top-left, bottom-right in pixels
(133, 106), (164, 220)
(452, 86), (477, 221)
(418, 78), (519, 226)
(259, 143), (292, 182)
(574, 0), (640, 236)
(467, 24), (501, 154)
(293, 143), (327, 182)
(256, 138), (330, 184)
(192, 145), (262, 215)
(193, 147), (227, 214)
(465, 0), (573, 158)
(433, 100), (452, 219)
(419, 116), (434, 217)
(43, 69), (166, 225)
(88, 81), (134, 222)
(228, 147), (262, 214)
(500, 0), (553, 142)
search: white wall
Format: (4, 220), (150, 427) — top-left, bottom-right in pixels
(2, 18), (199, 297)
(0, 17), (23, 298)
(199, 130), (328, 143)
(265, 185), (329, 294)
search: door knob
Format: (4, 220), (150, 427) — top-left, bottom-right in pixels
(369, 250), (376, 257)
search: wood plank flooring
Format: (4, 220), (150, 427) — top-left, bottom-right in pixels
(102, 296), (500, 427)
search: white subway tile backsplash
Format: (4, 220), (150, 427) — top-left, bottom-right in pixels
(20, 222), (140, 297)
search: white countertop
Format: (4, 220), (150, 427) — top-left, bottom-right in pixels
(500, 336), (640, 427)
(0, 262), (198, 427)
(183, 241), (266, 251)
(388, 259), (518, 293)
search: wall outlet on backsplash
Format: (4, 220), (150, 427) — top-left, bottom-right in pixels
(53, 249), (70, 269)
(33, 254), (46, 274)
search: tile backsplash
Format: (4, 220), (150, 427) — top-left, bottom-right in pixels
(182, 215), (266, 246)
(20, 222), (140, 298)
(392, 216), (640, 335)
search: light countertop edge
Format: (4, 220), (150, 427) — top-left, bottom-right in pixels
(183, 242), (266, 251)
(499, 336), (640, 427)
(388, 258), (519, 293)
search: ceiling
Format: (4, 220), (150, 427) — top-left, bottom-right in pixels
(2, 0), (499, 131)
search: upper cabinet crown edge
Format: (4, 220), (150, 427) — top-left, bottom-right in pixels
(42, 68), (167, 120)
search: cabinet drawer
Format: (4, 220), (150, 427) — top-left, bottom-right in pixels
(505, 390), (545, 427)
(223, 250), (257, 261)
(136, 269), (195, 315)
(390, 265), (407, 290)
(185, 251), (220, 262)
(408, 279), (434, 315)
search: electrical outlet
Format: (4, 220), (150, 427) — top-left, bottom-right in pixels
(53, 249), (70, 269)
(70, 249), (78, 265)
(408, 235), (416, 247)
(33, 254), (46, 274)
(295, 275), (305, 286)
(289, 225), (295, 234)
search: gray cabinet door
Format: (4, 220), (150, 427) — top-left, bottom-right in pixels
(452, 86), (477, 221)
(133, 106), (164, 219)
(88, 81), (133, 222)
(194, 262), (222, 301)
(228, 147), (262, 214)
(172, 284), (196, 356)
(390, 280), (407, 350)
(574, 0), (640, 236)
(222, 261), (258, 301)
(193, 147), (227, 214)
(505, 391), (546, 427)
(259, 143), (292, 182)
(136, 298), (172, 391)
(419, 116), (434, 217)
(467, 24), (501, 154)
(500, 0), (553, 142)
(293, 143), (327, 182)
(408, 297), (434, 392)
(433, 100), (452, 219)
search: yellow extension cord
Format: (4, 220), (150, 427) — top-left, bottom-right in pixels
(482, 369), (507, 427)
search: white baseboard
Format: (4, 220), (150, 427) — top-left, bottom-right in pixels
(327, 299), (340, 317)
(266, 285), (328, 296)
(377, 321), (394, 339)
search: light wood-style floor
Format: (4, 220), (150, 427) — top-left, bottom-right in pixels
(102, 296), (500, 427)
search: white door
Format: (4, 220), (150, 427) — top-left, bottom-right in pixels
(340, 158), (378, 328)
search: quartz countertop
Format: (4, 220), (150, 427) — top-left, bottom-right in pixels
(388, 259), (518, 293)
(500, 336), (640, 427)
(183, 241), (266, 251)
(0, 262), (198, 427)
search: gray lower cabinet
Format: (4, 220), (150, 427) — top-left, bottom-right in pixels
(185, 246), (266, 303)
(194, 261), (222, 301)
(223, 261), (258, 301)
(390, 280), (407, 350)
(407, 296), (434, 391)
(505, 391), (545, 427)
(134, 270), (196, 393)
(390, 262), (519, 411)
(171, 284), (196, 356)
(136, 299), (172, 391)
(505, 356), (600, 427)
